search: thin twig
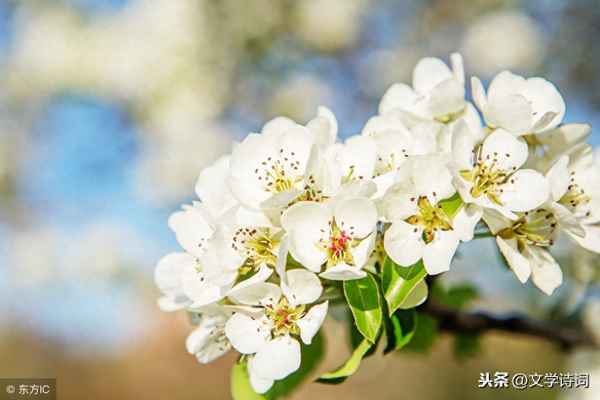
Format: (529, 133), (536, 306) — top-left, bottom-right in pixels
(422, 300), (597, 350)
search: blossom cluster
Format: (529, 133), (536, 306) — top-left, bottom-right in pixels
(155, 53), (599, 393)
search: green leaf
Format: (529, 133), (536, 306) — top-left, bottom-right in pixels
(265, 333), (325, 399)
(438, 193), (463, 219)
(404, 312), (439, 353)
(384, 309), (417, 354)
(231, 334), (326, 400)
(381, 258), (427, 316)
(347, 311), (377, 358)
(317, 339), (372, 384)
(231, 362), (267, 400)
(343, 274), (382, 343)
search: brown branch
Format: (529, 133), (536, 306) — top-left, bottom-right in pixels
(422, 300), (597, 350)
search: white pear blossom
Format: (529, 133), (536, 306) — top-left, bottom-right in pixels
(546, 144), (600, 253)
(382, 155), (475, 275)
(361, 110), (438, 197)
(379, 53), (466, 122)
(472, 70), (565, 136)
(483, 208), (565, 295)
(229, 108), (337, 212)
(154, 252), (230, 311)
(525, 123), (592, 171)
(281, 197), (378, 280)
(168, 203), (215, 259)
(224, 270), (328, 393)
(186, 306), (233, 364)
(195, 155), (239, 219)
(451, 122), (550, 219)
(152, 54), (600, 396)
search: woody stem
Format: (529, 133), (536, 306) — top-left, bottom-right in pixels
(422, 299), (597, 350)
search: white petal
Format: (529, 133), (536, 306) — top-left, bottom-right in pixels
(426, 78), (465, 117)
(482, 209), (513, 234)
(486, 94), (532, 134)
(168, 205), (214, 258)
(496, 237), (531, 283)
(451, 120), (477, 171)
(229, 133), (277, 208)
(234, 206), (273, 228)
(307, 106), (338, 147)
(195, 156), (238, 218)
(379, 181), (419, 221)
(340, 135), (377, 181)
(186, 325), (211, 354)
(546, 155), (570, 201)
(481, 129), (529, 171)
(550, 202), (585, 238)
(186, 326), (230, 364)
(412, 57), (454, 94)
(282, 269), (322, 307)
(228, 282), (282, 307)
(536, 124), (591, 152)
(319, 264), (367, 281)
(350, 232), (376, 268)
(229, 264), (273, 294)
(155, 252), (194, 297)
(297, 301), (328, 345)
(453, 204), (483, 241)
(281, 202), (330, 272)
(181, 267), (228, 307)
(247, 361), (274, 394)
(423, 230), (459, 275)
(488, 70), (527, 99)
(522, 77), (565, 132)
(157, 296), (189, 312)
(378, 83), (419, 114)
(334, 197), (378, 239)
(224, 313), (270, 354)
(525, 246), (563, 295)
(252, 335), (301, 380)
(409, 155), (456, 202)
(450, 53), (465, 84)
(530, 111), (558, 133)
(275, 235), (290, 283)
(571, 224), (600, 253)
(470, 76), (487, 111)
(195, 342), (231, 365)
(500, 169), (550, 212)
(399, 280), (428, 309)
(261, 116), (297, 138)
(384, 220), (425, 267)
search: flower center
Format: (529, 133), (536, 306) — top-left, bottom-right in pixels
(318, 220), (360, 267)
(405, 196), (452, 244)
(375, 151), (408, 177)
(498, 209), (557, 250)
(559, 173), (591, 215)
(265, 297), (305, 337)
(255, 149), (304, 194)
(460, 147), (516, 205)
(289, 175), (328, 205)
(232, 227), (280, 273)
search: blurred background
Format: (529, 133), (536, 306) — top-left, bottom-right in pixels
(0, 0), (598, 399)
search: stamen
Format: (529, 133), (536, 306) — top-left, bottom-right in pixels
(405, 196), (452, 244)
